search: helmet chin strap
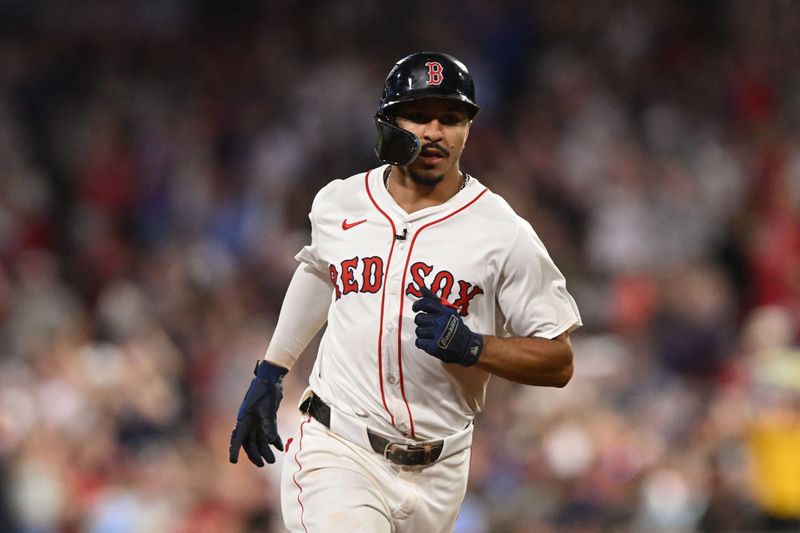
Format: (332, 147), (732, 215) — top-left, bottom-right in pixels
(374, 115), (421, 166)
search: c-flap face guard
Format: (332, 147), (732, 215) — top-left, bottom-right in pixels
(374, 115), (421, 166)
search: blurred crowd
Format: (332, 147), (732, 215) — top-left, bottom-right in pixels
(1, 1), (799, 531)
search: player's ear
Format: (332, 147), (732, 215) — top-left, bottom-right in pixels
(460, 121), (472, 149)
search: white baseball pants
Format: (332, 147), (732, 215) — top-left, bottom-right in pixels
(280, 416), (471, 533)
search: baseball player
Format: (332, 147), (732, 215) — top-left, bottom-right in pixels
(229, 51), (581, 533)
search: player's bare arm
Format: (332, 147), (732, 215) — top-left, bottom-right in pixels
(413, 286), (574, 387)
(476, 333), (573, 387)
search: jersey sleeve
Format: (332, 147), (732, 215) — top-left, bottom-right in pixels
(264, 263), (331, 369)
(496, 220), (581, 339)
(294, 188), (328, 274)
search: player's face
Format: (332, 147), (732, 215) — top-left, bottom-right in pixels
(393, 99), (472, 186)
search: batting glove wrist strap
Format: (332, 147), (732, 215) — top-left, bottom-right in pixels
(254, 359), (289, 382)
(412, 287), (484, 367)
(229, 360), (288, 467)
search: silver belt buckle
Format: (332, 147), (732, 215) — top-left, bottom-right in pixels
(384, 442), (434, 465)
(382, 442), (397, 462)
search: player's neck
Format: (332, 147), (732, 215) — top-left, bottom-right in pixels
(386, 166), (464, 213)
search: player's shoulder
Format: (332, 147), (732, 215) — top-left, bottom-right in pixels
(471, 181), (531, 230)
(467, 180), (547, 252)
(479, 189), (520, 217)
(311, 167), (375, 207)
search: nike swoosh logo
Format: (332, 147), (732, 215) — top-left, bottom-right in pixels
(342, 218), (367, 230)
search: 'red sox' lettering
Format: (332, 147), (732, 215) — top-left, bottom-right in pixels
(329, 257), (482, 315)
(405, 261), (483, 316)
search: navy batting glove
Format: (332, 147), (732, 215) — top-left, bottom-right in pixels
(229, 360), (288, 467)
(412, 286), (483, 366)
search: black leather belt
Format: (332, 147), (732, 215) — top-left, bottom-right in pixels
(300, 393), (332, 427)
(300, 394), (444, 466)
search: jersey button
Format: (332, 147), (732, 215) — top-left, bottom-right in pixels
(386, 323), (395, 332)
(386, 374), (397, 384)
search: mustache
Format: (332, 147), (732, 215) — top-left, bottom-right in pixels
(419, 142), (450, 157)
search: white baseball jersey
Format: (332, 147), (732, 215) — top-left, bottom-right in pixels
(295, 164), (581, 441)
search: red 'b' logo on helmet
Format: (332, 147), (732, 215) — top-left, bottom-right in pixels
(425, 61), (444, 86)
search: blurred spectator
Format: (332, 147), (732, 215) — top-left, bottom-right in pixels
(741, 306), (800, 531)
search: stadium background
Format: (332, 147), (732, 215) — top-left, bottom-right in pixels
(1, 1), (799, 531)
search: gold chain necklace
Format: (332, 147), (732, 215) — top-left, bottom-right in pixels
(383, 168), (469, 193)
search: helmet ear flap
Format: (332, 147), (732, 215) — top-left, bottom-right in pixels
(374, 114), (421, 166)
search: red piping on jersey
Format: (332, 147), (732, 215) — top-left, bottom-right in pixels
(292, 416), (311, 533)
(364, 170), (396, 427)
(396, 186), (489, 438)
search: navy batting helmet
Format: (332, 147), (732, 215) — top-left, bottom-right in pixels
(374, 52), (480, 166)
